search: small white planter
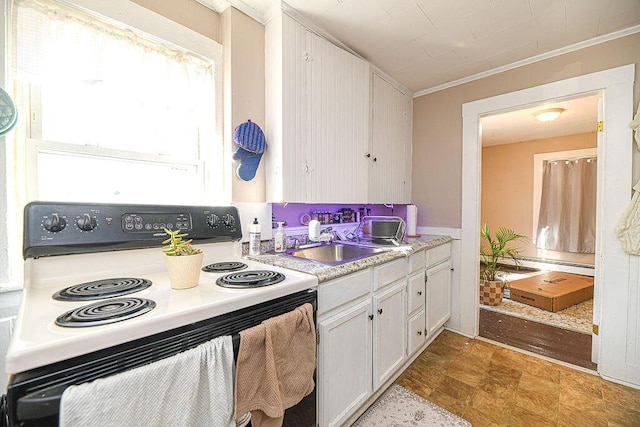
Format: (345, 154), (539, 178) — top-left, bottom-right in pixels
(165, 252), (204, 290)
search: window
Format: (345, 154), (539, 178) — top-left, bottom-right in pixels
(12, 0), (224, 203)
(2, 0), (224, 288)
(532, 148), (597, 252)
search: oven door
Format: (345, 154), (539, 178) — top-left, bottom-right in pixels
(4, 289), (317, 427)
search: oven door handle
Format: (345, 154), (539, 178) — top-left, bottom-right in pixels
(16, 383), (67, 420)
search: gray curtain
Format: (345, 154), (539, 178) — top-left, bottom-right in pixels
(536, 157), (597, 253)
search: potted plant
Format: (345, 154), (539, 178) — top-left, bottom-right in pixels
(162, 228), (203, 289)
(480, 224), (526, 306)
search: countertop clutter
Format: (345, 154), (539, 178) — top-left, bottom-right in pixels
(247, 235), (453, 283)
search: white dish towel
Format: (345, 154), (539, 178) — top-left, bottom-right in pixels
(60, 335), (236, 427)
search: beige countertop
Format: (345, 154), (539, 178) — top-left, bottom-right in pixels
(246, 235), (452, 283)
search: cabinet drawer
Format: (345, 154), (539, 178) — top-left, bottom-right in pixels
(408, 250), (426, 273)
(407, 310), (426, 355)
(318, 269), (372, 316)
(407, 272), (425, 315)
(426, 243), (451, 268)
(374, 258), (406, 291)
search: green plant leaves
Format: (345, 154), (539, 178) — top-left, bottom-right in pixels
(162, 228), (202, 256)
(480, 224), (526, 281)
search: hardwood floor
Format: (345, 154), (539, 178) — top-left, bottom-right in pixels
(395, 330), (640, 426)
(479, 308), (596, 370)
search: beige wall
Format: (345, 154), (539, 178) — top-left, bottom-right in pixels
(481, 132), (597, 265)
(222, 8), (266, 203)
(413, 33), (640, 228)
(132, 0), (221, 42)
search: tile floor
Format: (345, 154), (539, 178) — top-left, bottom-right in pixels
(395, 331), (640, 426)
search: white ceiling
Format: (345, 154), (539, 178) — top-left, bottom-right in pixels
(201, 0), (640, 94)
(197, 0), (638, 143)
(481, 94), (600, 146)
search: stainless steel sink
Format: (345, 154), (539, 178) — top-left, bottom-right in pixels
(283, 242), (388, 265)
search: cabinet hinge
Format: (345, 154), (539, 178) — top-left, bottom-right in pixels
(597, 121), (604, 132)
(316, 332), (320, 345)
(592, 324), (599, 335)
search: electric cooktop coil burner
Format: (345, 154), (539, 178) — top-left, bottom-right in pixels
(55, 297), (156, 328)
(52, 278), (152, 301)
(202, 261), (248, 273)
(216, 270), (285, 288)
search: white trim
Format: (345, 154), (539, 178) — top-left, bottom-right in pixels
(461, 64), (635, 385)
(532, 148), (598, 243)
(415, 25), (640, 97)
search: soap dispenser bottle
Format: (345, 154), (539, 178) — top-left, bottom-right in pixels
(274, 222), (286, 253)
(249, 218), (261, 256)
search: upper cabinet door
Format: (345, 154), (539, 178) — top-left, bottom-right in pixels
(369, 73), (412, 203)
(305, 30), (370, 203)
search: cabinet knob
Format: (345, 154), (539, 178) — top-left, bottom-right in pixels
(417, 330), (422, 336)
(368, 314), (374, 320)
(377, 308), (383, 315)
(417, 291), (422, 296)
(373, 157), (377, 162)
(366, 153), (371, 158)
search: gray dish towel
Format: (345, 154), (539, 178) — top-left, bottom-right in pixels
(59, 335), (235, 427)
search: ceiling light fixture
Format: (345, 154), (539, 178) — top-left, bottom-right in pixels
(534, 108), (565, 122)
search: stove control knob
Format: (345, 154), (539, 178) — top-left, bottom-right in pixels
(206, 214), (220, 228)
(222, 213), (235, 228)
(44, 214), (66, 232)
(76, 214), (97, 231)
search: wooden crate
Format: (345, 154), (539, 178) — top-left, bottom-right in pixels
(508, 272), (594, 312)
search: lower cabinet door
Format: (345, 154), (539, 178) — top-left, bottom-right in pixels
(318, 299), (372, 427)
(372, 281), (406, 390)
(407, 310), (426, 355)
(426, 260), (452, 336)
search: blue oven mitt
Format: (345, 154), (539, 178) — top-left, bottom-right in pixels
(233, 120), (266, 181)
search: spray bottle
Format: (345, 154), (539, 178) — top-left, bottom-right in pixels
(274, 222), (286, 253)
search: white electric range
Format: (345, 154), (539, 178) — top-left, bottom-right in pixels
(5, 202), (318, 426)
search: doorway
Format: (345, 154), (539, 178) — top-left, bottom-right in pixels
(477, 94), (599, 368)
(459, 64), (638, 387)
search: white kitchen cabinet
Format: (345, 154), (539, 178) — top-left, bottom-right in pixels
(266, 13), (413, 204)
(317, 243), (452, 426)
(265, 13), (307, 202)
(318, 298), (372, 427)
(407, 310), (426, 355)
(425, 243), (452, 337)
(372, 280), (405, 389)
(406, 250), (426, 355)
(369, 73), (412, 203)
(265, 12), (369, 203)
(317, 260), (406, 427)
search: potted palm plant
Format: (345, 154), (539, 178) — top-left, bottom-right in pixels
(480, 224), (526, 306)
(163, 228), (203, 289)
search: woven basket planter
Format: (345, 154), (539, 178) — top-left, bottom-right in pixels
(480, 280), (504, 306)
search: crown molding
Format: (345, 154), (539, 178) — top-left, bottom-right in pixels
(413, 25), (640, 98)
